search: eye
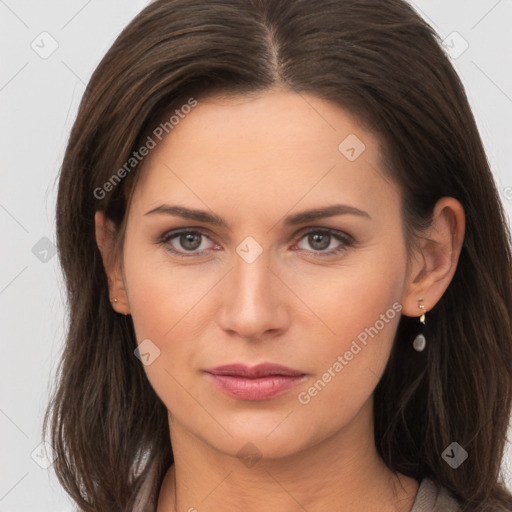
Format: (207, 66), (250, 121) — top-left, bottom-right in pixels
(158, 229), (218, 257)
(293, 228), (354, 256)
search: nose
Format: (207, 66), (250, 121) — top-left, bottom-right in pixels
(216, 250), (290, 341)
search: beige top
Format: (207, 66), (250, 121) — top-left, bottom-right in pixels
(132, 462), (462, 512)
(410, 477), (462, 511)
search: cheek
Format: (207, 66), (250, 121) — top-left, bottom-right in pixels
(292, 246), (406, 416)
(327, 265), (403, 350)
(123, 245), (221, 388)
(124, 240), (212, 339)
(123, 253), (207, 416)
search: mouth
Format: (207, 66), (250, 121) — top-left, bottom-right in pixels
(204, 363), (307, 401)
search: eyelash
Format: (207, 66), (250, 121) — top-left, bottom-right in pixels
(156, 227), (354, 259)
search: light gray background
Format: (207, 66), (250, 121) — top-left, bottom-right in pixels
(1, 1), (511, 510)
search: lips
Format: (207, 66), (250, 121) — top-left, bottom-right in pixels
(206, 363), (305, 378)
(205, 363), (306, 401)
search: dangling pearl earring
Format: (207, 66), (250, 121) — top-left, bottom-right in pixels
(413, 298), (427, 352)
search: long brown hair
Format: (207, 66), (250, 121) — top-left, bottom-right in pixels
(44, 0), (512, 510)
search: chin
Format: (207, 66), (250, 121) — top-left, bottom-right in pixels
(201, 422), (311, 462)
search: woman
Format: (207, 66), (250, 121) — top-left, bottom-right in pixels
(44, 0), (512, 511)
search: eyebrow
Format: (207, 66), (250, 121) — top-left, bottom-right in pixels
(144, 203), (371, 229)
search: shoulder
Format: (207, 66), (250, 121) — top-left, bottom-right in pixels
(410, 477), (462, 512)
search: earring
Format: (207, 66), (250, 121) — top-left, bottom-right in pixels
(111, 297), (118, 304)
(413, 298), (426, 352)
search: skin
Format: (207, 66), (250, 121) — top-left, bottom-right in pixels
(95, 89), (465, 512)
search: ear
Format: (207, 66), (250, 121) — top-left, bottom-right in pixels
(94, 210), (131, 315)
(401, 197), (465, 319)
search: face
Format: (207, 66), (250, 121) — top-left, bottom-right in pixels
(120, 89), (409, 459)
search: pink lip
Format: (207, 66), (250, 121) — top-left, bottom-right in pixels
(205, 363), (306, 401)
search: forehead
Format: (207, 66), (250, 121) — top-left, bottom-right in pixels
(129, 90), (398, 221)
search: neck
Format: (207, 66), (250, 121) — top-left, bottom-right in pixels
(157, 398), (419, 512)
